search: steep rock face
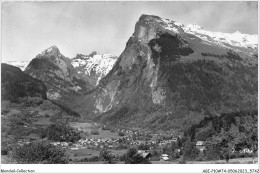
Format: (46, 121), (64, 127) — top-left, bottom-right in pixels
(73, 15), (258, 132)
(24, 46), (89, 104)
(1, 63), (47, 101)
(71, 52), (117, 87)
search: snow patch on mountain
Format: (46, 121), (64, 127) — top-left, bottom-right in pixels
(160, 18), (181, 33)
(84, 54), (116, 76)
(5, 61), (30, 71)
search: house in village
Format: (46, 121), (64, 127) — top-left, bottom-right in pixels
(71, 147), (79, 150)
(50, 141), (69, 147)
(50, 142), (57, 146)
(196, 141), (206, 152)
(161, 154), (169, 161)
(28, 133), (40, 141)
(137, 150), (151, 160)
(60, 142), (69, 147)
(172, 138), (178, 142)
(239, 148), (253, 154)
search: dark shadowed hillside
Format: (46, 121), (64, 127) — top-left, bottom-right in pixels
(1, 63), (47, 102)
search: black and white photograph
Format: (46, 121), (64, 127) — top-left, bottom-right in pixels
(1, 1), (259, 173)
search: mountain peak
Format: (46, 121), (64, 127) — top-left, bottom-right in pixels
(39, 45), (61, 58)
(139, 14), (161, 21)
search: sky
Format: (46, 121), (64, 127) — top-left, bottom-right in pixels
(1, 1), (258, 62)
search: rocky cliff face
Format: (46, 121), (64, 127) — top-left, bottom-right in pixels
(71, 52), (117, 87)
(24, 46), (89, 105)
(1, 63), (47, 101)
(73, 14), (258, 132)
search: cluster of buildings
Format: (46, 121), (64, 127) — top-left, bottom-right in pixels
(49, 137), (123, 150)
(195, 140), (254, 154)
(158, 138), (178, 146)
(47, 128), (181, 152)
(77, 138), (116, 149)
(50, 141), (70, 148)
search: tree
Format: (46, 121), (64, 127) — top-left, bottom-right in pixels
(12, 141), (69, 164)
(182, 138), (200, 160)
(118, 131), (125, 136)
(204, 144), (220, 160)
(44, 123), (81, 143)
(150, 149), (160, 161)
(246, 122), (258, 164)
(195, 122), (216, 141)
(99, 149), (112, 164)
(91, 129), (100, 135)
(221, 147), (231, 163)
(124, 148), (150, 164)
(138, 144), (150, 150)
(211, 129), (233, 163)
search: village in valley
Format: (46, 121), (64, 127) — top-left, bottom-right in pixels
(1, 97), (257, 164)
(13, 123), (183, 163)
(7, 120), (254, 164)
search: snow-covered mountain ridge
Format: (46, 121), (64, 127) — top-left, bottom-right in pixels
(71, 52), (118, 86)
(158, 17), (257, 50)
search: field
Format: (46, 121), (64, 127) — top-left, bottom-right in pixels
(66, 147), (127, 164)
(33, 117), (52, 125)
(1, 155), (12, 164)
(2, 154), (257, 164)
(70, 122), (120, 139)
(70, 122), (93, 131)
(67, 148), (100, 160)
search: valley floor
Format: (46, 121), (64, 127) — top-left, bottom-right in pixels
(1, 98), (258, 165)
(2, 155), (257, 164)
